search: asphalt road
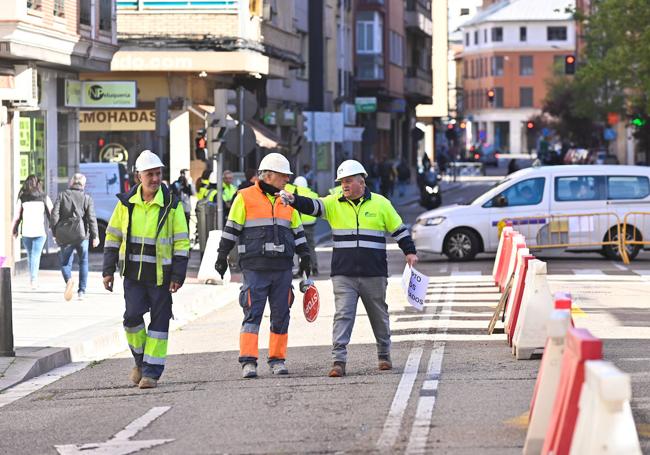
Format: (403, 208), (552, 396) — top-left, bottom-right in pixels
(2, 180), (649, 454)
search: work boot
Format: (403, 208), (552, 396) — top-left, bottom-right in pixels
(378, 356), (392, 371)
(138, 377), (157, 389)
(270, 361), (288, 375)
(129, 366), (142, 385)
(328, 361), (346, 377)
(242, 363), (257, 379)
(64, 278), (76, 301)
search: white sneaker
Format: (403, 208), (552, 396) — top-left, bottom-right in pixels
(270, 361), (288, 375)
(242, 363), (257, 379)
(64, 279), (75, 301)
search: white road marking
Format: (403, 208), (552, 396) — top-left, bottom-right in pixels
(0, 362), (88, 409)
(55, 406), (174, 454)
(612, 263), (628, 271)
(450, 265), (484, 276)
(571, 269), (606, 276)
(405, 284), (453, 454)
(376, 347), (423, 451)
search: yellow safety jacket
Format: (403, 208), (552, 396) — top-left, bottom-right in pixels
(103, 184), (190, 286)
(218, 182), (308, 271)
(207, 183), (238, 204)
(196, 179), (210, 200)
(284, 183), (318, 226)
(292, 187), (416, 277)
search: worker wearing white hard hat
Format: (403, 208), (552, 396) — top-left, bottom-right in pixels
(103, 149), (189, 389)
(215, 152), (310, 379)
(280, 159), (418, 377)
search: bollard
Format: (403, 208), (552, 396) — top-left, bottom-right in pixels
(0, 267), (15, 357)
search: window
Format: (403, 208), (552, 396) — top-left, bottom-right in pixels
(520, 55), (533, 76)
(99, 0), (112, 32)
(460, 8), (470, 15)
(356, 11), (383, 80)
(607, 176), (650, 200)
(474, 30), (478, 45)
(389, 31), (403, 66)
(485, 177), (545, 207)
(463, 61), (468, 78)
(555, 176), (606, 202)
(553, 55), (565, 74)
(520, 26), (527, 41)
(297, 32), (309, 78)
(465, 33), (470, 46)
(520, 87), (533, 107)
(494, 87), (504, 108)
(491, 27), (503, 42)
(53, 0), (65, 16)
(491, 56), (504, 76)
(80, 0), (91, 25)
(547, 26), (567, 41)
(26, 0), (42, 10)
(484, 29), (488, 43)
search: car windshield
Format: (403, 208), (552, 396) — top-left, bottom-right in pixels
(461, 177), (511, 205)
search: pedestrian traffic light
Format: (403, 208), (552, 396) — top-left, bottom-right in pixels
(565, 55), (576, 75)
(487, 89), (495, 104)
(526, 121), (535, 130)
(631, 113), (647, 128)
(445, 124), (457, 141)
(97, 137), (105, 148)
(303, 111), (314, 143)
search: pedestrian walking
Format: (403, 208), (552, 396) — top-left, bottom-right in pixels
(396, 159), (411, 197)
(215, 153), (311, 379)
(285, 176), (320, 277)
(281, 160), (418, 377)
(11, 175), (53, 289)
(207, 170), (237, 222)
(171, 169), (195, 228)
(102, 150), (190, 389)
(51, 173), (99, 301)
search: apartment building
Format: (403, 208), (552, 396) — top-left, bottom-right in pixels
(0, 0), (118, 266)
(460, 0), (575, 154)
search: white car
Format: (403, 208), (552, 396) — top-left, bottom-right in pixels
(411, 165), (650, 261)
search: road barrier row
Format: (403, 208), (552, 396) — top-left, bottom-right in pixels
(488, 228), (642, 454)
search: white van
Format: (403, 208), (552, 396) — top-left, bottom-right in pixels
(79, 162), (130, 249)
(412, 165), (650, 261)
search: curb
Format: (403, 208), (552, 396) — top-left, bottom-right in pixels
(0, 347), (71, 392)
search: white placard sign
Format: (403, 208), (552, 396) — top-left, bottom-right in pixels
(401, 263), (411, 292)
(404, 266), (428, 311)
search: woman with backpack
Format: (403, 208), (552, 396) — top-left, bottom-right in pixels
(11, 175), (53, 289)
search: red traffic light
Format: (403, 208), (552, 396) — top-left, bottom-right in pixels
(526, 121), (535, 129)
(447, 124), (455, 130)
(97, 137), (105, 147)
(565, 55), (575, 65)
(487, 89), (495, 100)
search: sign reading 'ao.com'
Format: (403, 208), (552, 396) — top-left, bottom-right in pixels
(65, 80), (137, 108)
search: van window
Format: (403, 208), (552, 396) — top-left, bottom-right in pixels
(555, 176), (605, 201)
(607, 176), (650, 200)
(484, 177), (545, 207)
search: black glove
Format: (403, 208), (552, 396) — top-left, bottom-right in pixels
(215, 255), (228, 278)
(298, 255), (311, 278)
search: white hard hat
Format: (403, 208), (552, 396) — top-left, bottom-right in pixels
(336, 160), (367, 181)
(135, 150), (165, 172)
(293, 176), (308, 187)
(209, 171), (217, 184)
(258, 153), (293, 175)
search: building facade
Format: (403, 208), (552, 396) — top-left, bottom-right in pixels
(460, 0), (575, 154)
(0, 0), (118, 267)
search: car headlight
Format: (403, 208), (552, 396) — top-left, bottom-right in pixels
(418, 216), (446, 226)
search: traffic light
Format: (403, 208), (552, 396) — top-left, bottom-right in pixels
(631, 113), (647, 128)
(526, 121), (535, 130)
(487, 89), (495, 104)
(303, 111), (314, 142)
(210, 88), (238, 145)
(565, 55), (576, 75)
(97, 137), (105, 149)
(459, 121), (467, 129)
(445, 124), (457, 141)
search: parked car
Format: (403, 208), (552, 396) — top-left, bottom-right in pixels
(79, 162), (131, 250)
(411, 165), (650, 261)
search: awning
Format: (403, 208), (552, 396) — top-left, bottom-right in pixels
(191, 105), (286, 149)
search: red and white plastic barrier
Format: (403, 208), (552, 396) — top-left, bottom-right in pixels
(492, 225), (514, 284)
(570, 360), (642, 455)
(504, 250), (534, 345)
(494, 229), (515, 290)
(512, 259), (554, 359)
(501, 234), (526, 291)
(541, 328), (602, 455)
(523, 309), (572, 455)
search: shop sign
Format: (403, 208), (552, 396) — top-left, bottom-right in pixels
(355, 97), (377, 113)
(390, 99), (406, 113)
(99, 143), (129, 163)
(19, 118), (31, 151)
(33, 117), (45, 152)
(263, 110), (277, 126)
(279, 109), (296, 126)
(66, 81), (137, 108)
(19, 154), (29, 180)
(79, 109), (156, 131)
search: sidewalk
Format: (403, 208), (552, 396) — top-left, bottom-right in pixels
(0, 268), (240, 392)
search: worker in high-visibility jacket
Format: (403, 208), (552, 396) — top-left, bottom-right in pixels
(207, 169), (238, 222)
(102, 150), (190, 389)
(215, 153), (311, 379)
(281, 159), (418, 377)
(195, 169), (211, 200)
(285, 176), (320, 276)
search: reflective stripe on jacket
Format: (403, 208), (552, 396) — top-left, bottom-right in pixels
(102, 184), (190, 286)
(293, 187), (416, 277)
(217, 182), (308, 271)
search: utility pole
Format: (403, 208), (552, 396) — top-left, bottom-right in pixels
(238, 86), (245, 172)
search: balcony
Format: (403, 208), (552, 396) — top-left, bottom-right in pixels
(405, 66), (432, 99)
(356, 54), (384, 81)
(405, 0), (432, 36)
